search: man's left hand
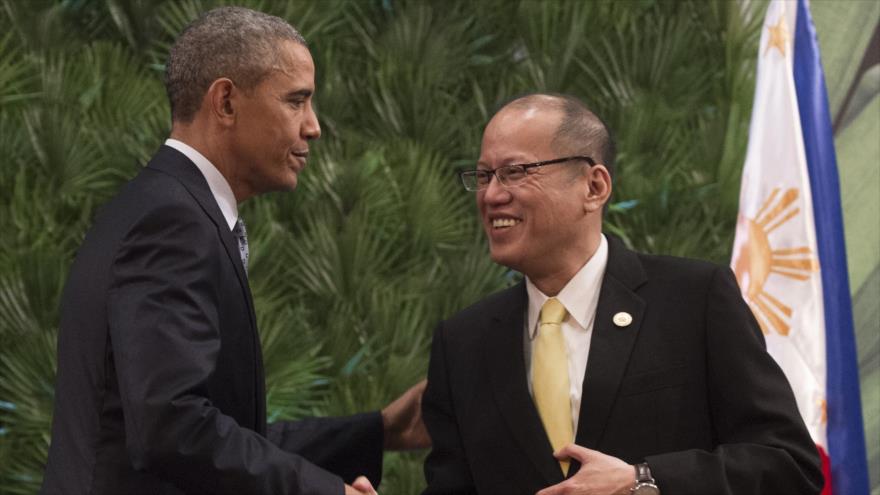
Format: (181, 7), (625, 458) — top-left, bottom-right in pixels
(536, 444), (634, 495)
(381, 379), (430, 450)
(346, 476), (378, 495)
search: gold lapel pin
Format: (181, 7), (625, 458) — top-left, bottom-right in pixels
(613, 312), (633, 327)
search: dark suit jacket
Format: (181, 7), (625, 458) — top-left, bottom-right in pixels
(422, 236), (822, 494)
(42, 146), (383, 495)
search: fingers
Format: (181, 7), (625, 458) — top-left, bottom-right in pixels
(382, 378), (432, 450)
(541, 447), (634, 495)
(352, 476), (377, 495)
(408, 380), (431, 449)
(344, 484), (367, 495)
(553, 443), (591, 463)
(414, 378), (427, 393)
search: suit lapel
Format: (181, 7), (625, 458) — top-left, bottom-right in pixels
(575, 236), (647, 449)
(146, 146), (265, 428)
(484, 283), (566, 485)
(147, 146), (257, 326)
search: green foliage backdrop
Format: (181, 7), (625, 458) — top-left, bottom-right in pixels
(0, 1), (875, 494)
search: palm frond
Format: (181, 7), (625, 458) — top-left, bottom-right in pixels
(0, 328), (56, 494)
(0, 1), (808, 493)
(0, 32), (38, 105)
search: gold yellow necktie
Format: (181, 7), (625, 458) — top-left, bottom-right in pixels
(533, 297), (573, 475)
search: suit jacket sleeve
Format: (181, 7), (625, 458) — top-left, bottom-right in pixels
(645, 266), (823, 495)
(267, 412), (384, 486)
(422, 322), (478, 494)
(107, 203), (345, 495)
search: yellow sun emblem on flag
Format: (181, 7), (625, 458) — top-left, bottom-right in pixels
(733, 188), (820, 335)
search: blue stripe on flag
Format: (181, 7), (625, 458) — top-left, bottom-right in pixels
(792, 0), (870, 493)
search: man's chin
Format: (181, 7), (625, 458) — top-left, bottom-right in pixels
(276, 175), (299, 192)
(256, 179), (298, 196)
(488, 248), (521, 273)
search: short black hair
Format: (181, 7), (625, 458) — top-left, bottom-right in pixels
(164, 6), (307, 123)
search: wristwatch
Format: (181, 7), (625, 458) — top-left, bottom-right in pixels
(631, 463), (660, 494)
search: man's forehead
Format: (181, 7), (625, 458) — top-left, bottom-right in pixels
(261, 43), (315, 93)
(272, 41), (313, 74)
(484, 106), (560, 141)
(479, 107), (561, 165)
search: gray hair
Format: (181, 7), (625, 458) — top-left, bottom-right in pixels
(164, 6), (307, 123)
(500, 93), (615, 181)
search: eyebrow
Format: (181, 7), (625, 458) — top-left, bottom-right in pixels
(476, 157), (528, 169)
(284, 89), (313, 99)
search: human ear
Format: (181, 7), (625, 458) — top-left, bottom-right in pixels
(584, 165), (612, 214)
(206, 78), (236, 125)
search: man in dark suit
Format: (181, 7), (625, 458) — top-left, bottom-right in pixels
(422, 93), (823, 494)
(42, 7), (426, 495)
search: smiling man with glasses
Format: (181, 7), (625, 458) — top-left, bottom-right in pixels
(421, 93), (822, 495)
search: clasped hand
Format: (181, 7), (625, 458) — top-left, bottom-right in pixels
(345, 476), (377, 495)
(381, 379), (431, 450)
(536, 444), (634, 495)
(346, 380), (431, 494)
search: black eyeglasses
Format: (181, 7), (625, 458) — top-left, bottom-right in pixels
(459, 155), (596, 191)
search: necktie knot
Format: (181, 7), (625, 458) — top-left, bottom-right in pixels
(233, 218), (246, 237)
(540, 298), (567, 326)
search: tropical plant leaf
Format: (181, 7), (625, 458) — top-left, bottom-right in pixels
(8, 1), (876, 493)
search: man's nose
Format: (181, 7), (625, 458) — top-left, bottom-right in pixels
(303, 103), (321, 140)
(481, 173), (510, 204)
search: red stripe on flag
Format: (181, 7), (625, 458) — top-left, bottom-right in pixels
(818, 444), (832, 495)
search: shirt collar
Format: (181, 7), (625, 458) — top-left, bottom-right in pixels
(165, 138), (238, 231)
(526, 234), (609, 338)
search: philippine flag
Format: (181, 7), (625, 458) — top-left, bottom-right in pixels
(730, 0), (870, 494)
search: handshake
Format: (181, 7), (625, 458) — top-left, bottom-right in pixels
(347, 380), (430, 495)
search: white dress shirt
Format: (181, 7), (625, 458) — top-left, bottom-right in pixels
(525, 234), (609, 434)
(164, 138), (238, 231)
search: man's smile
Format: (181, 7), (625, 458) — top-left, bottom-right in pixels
(291, 149), (309, 169)
(491, 217), (522, 229)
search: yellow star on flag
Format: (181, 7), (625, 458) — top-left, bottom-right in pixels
(765, 15), (789, 56)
